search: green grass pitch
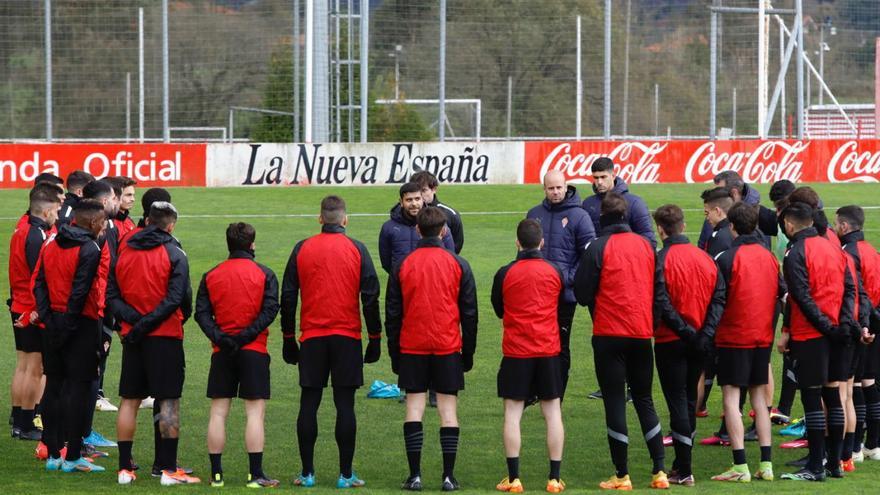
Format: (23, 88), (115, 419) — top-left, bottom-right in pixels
(1, 183), (879, 493)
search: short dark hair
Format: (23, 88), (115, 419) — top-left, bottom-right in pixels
(141, 188), (172, 215)
(29, 183), (63, 211)
(66, 170), (95, 191)
(73, 198), (106, 226)
(517, 219), (543, 250)
(320, 195), (346, 225)
(148, 201), (178, 230)
(82, 179), (113, 201)
(788, 186), (820, 210)
(399, 181), (421, 198)
(600, 191), (628, 217)
(836, 205), (864, 230)
(727, 202), (758, 235)
(116, 176), (137, 188)
(769, 179), (795, 203)
(100, 177), (122, 198)
(416, 206), (446, 238)
(410, 170), (439, 190)
(713, 170), (745, 194)
(781, 201), (814, 227)
(701, 186), (735, 212)
(653, 204), (685, 236)
(226, 222), (256, 252)
(34, 172), (63, 186)
(591, 157), (614, 174)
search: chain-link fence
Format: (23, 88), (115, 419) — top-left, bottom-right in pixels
(0, 0), (877, 142)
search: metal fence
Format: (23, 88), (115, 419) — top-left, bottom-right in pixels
(0, 0), (877, 142)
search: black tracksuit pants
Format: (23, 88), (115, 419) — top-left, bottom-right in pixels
(655, 340), (702, 476)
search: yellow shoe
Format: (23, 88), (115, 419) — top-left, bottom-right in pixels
(32, 414), (43, 430)
(599, 474), (632, 490)
(546, 478), (566, 493)
(650, 471), (669, 489)
(496, 477), (524, 493)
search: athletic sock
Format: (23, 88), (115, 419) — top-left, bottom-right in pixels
(152, 402), (162, 469)
(160, 438), (179, 471)
(11, 406), (20, 425)
(403, 421), (423, 478)
(854, 386), (866, 453)
(823, 386), (846, 467)
(34, 403), (41, 415)
(802, 387), (826, 473)
(701, 379), (713, 411)
(21, 409), (34, 430)
(843, 432), (855, 461)
(760, 445), (772, 463)
(248, 452), (264, 479)
(439, 426), (459, 479)
(506, 457), (519, 480)
(119, 441), (134, 471)
(549, 459), (561, 481)
(777, 357), (797, 416)
(733, 448), (747, 466)
(865, 383), (880, 449)
(209, 453), (222, 479)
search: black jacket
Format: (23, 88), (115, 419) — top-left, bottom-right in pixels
(431, 196), (464, 254)
(705, 219), (735, 258)
(57, 193), (80, 226)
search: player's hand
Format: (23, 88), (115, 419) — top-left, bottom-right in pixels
(861, 327), (875, 345)
(689, 332), (713, 356)
(13, 312), (29, 328)
(218, 335), (240, 354)
(282, 337), (299, 365)
(462, 353), (474, 372)
(364, 337), (381, 364)
(777, 331), (790, 354)
(123, 321), (148, 344)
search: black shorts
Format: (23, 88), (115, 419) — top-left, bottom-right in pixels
(790, 337), (830, 388)
(829, 342), (855, 383)
(716, 347), (771, 387)
(398, 353), (464, 395)
(298, 336), (363, 389)
(497, 356), (563, 401)
(119, 337), (185, 400)
(40, 317), (100, 382)
(207, 350), (270, 400)
(863, 337), (880, 380)
(852, 344), (866, 381)
(12, 312), (42, 353)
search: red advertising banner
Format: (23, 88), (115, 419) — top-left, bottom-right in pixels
(0, 144), (207, 188)
(524, 139), (880, 184)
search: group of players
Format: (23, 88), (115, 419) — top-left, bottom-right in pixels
(5, 160), (880, 491)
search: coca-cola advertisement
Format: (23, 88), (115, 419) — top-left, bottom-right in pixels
(524, 139), (880, 184)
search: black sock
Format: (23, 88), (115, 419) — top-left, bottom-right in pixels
(777, 356), (797, 416)
(733, 448), (747, 465)
(248, 452), (264, 479)
(403, 421), (423, 478)
(209, 453), (222, 478)
(152, 402), (162, 468)
(333, 387), (357, 478)
(21, 409), (34, 430)
(440, 426), (459, 479)
(855, 386), (866, 453)
(11, 406), (20, 425)
(843, 432), (855, 462)
(701, 379), (713, 411)
(802, 387), (826, 473)
(865, 384), (880, 449)
(549, 459), (561, 481)
(506, 457), (519, 480)
(823, 386), (845, 467)
(160, 438), (179, 471)
(34, 403), (41, 415)
(718, 417), (728, 437)
(119, 441), (134, 471)
(760, 445), (772, 463)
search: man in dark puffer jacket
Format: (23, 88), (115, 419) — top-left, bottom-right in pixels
(378, 182), (455, 274)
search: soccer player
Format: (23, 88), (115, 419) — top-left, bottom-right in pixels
(710, 202), (785, 483)
(491, 219), (565, 494)
(379, 182), (455, 273)
(411, 170), (464, 254)
(196, 222), (280, 488)
(8, 182), (63, 441)
(386, 206), (478, 492)
(701, 187), (735, 257)
(33, 199), (110, 473)
(58, 170), (95, 226)
(574, 192), (667, 490)
(652, 204), (724, 486)
(110, 201), (199, 486)
(280, 195), (382, 489)
(836, 206), (880, 465)
(697, 170), (762, 250)
(136, 188), (172, 230)
(527, 170), (594, 399)
(109, 176), (138, 236)
(82, 178), (121, 257)
(778, 201), (857, 481)
(582, 157), (656, 248)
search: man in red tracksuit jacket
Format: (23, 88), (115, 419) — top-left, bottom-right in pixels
(280, 195), (382, 489)
(109, 201), (198, 486)
(8, 182), (63, 440)
(33, 199), (110, 473)
(778, 201), (857, 481)
(386, 206), (478, 492)
(195, 222), (279, 488)
(490, 219), (565, 494)
(574, 192), (667, 490)
(651, 204), (724, 486)
(835, 205), (880, 463)
(710, 202), (786, 483)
